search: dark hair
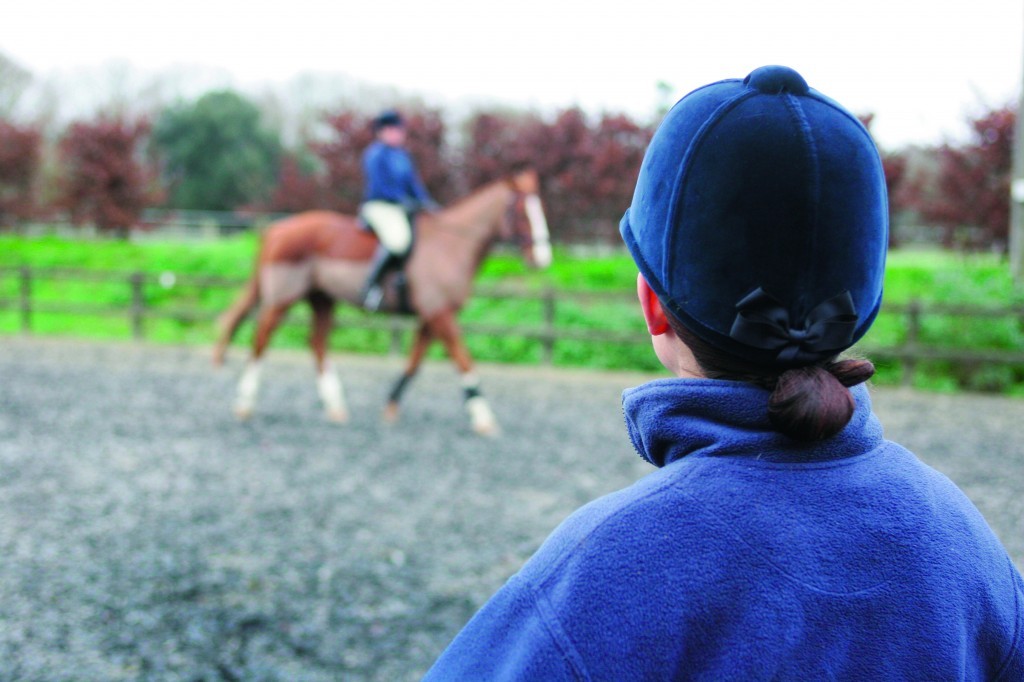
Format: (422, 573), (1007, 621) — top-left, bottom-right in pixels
(665, 314), (875, 442)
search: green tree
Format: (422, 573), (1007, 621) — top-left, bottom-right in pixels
(152, 90), (281, 210)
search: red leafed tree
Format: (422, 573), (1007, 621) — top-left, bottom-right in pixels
(313, 110), (374, 212)
(400, 109), (457, 203)
(460, 110), (546, 187)
(0, 118), (42, 225)
(577, 113), (653, 229)
(529, 108), (595, 231)
(914, 106), (1015, 251)
(508, 109), (653, 243)
(460, 108), (653, 243)
(57, 116), (160, 233)
(858, 113), (908, 246)
(267, 152), (324, 212)
(461, 110), (557, 235)
(275, 106), (654, 241)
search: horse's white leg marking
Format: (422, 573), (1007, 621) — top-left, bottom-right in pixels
(467, 396), (499, 436)
(234, 359), (263, 420)
(317, 363), (349, 423)
(525, 194), (552, 268)
(462, 372), (499, 437)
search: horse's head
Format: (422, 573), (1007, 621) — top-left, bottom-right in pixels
(503, 168), (553, 269)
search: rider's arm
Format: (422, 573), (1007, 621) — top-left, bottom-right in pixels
(403, 151), (437, 210)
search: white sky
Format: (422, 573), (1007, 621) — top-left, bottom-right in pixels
(4, 0), (1023, 149)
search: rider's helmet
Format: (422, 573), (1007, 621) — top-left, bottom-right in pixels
(372, 109), (405, 132)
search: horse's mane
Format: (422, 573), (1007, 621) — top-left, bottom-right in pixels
(450, 174), (514, 208)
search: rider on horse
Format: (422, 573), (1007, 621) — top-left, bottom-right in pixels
(359, 109), (439, 311)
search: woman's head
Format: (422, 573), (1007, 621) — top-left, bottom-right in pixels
(621, 65), (888, 367)
(373, 109), (407, 146)
(624, 66), (889, 441)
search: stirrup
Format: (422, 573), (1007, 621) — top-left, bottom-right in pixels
(363, 285), (385, 311)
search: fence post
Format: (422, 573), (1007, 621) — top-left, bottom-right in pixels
(903, 300), (921, 387)
(542, 286), (556, 364)
(19, 266), (32, 333)
(130, 272), (145, 340)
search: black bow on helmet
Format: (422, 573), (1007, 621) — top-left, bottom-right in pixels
(728, 288), (859, 364)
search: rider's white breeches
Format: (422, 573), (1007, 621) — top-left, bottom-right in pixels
(361, 201), (412, 255)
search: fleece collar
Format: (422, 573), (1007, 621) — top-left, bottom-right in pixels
(622, 379), (883, 468)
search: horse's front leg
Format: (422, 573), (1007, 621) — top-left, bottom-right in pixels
(384, 321), (433, 423)
(309, 293), (348, 423)
(427, 309), (500, 437)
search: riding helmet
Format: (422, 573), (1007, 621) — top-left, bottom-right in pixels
(620, 65), (889, 366)
(373, 109), (405, 131)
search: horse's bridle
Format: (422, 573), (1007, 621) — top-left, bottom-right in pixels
(502, 192), (530, 246)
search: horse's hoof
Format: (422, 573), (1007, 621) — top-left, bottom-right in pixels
(326, 409), (349, 424)
(473, 421), (501, 438)
(382, 403), (399, 424)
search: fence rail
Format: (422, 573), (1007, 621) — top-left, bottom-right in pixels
(2, 267), (1023, 385)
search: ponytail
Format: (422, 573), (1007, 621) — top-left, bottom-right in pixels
(767, 359), (875, 442)
(666, 313), (875, 442)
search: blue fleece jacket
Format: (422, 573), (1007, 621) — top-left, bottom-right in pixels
(424, 380), (1024, 681)
(362, 141), (433, 209)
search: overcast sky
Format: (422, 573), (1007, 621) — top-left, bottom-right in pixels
(4, 0), (1022, 149)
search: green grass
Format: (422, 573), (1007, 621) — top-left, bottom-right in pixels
(1, 235), (1022, 393)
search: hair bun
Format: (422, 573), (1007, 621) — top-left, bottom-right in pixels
(767, 360), (874, 442)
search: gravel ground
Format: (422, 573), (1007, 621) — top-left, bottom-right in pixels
(0, 337), (1021, 681)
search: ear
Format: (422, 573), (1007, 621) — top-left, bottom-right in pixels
(637, 273), (670, 336)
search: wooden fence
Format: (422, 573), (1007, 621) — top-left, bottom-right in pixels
(2, 266), (1023, 386)
(0, 266), (643, 364)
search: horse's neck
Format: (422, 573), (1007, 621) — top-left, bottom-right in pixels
(428, 181), (509, 268)
(441, 181), (510, 244)
(411, 181), (510, 311)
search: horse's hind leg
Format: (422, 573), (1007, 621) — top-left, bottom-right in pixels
(213, 272), (259, 366)
(234, 301), (290, 420)
(427, 310), (499, 437)
(309, 292), (348, 423)
(384, 321), (433, 423)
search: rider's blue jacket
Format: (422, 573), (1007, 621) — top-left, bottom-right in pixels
(424, 380), (1024, 681)
(361, 141), (434, 210)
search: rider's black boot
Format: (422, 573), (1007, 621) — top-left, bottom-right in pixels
(361, 245), (396, 311)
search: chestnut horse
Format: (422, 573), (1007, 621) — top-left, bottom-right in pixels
(212, 168), (551, 435)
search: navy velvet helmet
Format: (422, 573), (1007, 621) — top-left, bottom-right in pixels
(621, 65), (888, 367)
(372, 109), (404, 131)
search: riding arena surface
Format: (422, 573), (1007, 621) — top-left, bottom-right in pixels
(1, 337), (1022, 681)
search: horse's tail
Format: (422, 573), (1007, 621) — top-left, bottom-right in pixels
(212, 261), (261, 366)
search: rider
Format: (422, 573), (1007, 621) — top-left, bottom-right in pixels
(359, 109), (438, 311)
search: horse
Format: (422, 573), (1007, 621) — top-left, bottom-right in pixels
(212, 167), (552, 436)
